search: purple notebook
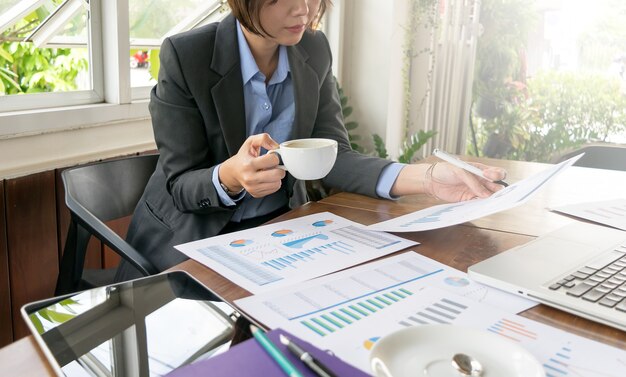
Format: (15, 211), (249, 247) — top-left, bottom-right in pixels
(166, 328), (371, 377)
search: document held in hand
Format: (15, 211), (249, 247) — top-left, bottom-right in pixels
(365, 154), (583, 232)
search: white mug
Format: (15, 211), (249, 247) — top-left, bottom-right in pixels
(268, 138), (338, 180)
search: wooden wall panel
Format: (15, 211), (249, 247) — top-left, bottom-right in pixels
(102, 216), (132, 268)
(55, 169), (102, 270)
(0, 181), (13, 347)
(6, 172), (59, 340)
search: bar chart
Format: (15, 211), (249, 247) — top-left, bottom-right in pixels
(176, 212), (416, 293)
(237, 253), (626, 376)
(300, 288), (415, 337)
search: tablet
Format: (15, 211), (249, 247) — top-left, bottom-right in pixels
(21, 271), (244, 376)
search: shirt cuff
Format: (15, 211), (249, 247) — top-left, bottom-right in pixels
(375, 162), (407, 199)
(213, 165), (245, 206)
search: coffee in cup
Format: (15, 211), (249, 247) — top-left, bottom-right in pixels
(268, 138), (338, 180)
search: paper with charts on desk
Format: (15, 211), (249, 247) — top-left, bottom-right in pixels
(365, 153), (583, 232)
(550, 198), (626, 231)
(175, 212), (416, 293)
(235, 252), (626, 376)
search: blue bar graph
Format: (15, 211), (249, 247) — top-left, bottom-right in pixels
(197, 245), (282, 286)
(262, 241), (356, 271)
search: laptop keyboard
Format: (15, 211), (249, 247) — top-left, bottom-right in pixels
(548, 242), (626, 311)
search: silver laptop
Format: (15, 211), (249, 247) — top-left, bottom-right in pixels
(468, 221), (626, 331)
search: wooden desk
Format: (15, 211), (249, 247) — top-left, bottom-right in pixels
(2, 159), (626, 375)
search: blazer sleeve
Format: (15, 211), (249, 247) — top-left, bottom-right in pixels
(311, 35), (393, 197)
(149, 37), (231, 214)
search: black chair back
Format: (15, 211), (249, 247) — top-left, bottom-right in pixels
(556, 145), (626, 171)
(55, 154), (160, 295)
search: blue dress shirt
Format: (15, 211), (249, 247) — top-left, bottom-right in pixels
(213, 21), (404, 221)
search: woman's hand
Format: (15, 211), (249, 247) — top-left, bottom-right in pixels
(391, 162), (507, 202)
(219, 133), (286, 198)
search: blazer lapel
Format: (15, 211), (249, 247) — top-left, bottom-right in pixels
(288, 43), (319, 140)
(211, 14), (246, 156)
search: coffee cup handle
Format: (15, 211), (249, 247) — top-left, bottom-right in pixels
(267, 149), (287, 171)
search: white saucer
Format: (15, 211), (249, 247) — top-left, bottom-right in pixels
(370, 325), (545, 377)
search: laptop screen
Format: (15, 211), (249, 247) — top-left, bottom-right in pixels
(21, 271), (241, 376)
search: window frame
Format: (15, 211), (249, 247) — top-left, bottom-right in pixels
(0, 0), (150, 138)
(0, 0), (338, 140)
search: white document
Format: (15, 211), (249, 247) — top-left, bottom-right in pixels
(366, 153), (583, 232)
(551, 198), (626, 231)
(175, 212), (416, 293)
(236, 253), (626, 375)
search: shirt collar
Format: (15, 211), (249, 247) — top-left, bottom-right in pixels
(236, 20), (290, 85)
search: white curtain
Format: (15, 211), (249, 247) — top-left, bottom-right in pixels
(385, 0), (481, 159)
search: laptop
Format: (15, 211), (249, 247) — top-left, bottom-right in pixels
(468, 221), (626, 331)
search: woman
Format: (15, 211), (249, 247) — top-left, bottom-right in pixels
(115, 0), (506, 281)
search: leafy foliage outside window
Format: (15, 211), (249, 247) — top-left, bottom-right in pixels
(0, 42), (87, 94)
(475, 71), (626, 162)
(471, 0), (626, 162)
(0, 1), (89, 95)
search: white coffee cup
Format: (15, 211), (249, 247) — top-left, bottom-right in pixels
(268, 138), (338, 180)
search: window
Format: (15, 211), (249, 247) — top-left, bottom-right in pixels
(470, 0), (626, 162)
(0, 0), (228, 136)
(0, 0), (94, 112)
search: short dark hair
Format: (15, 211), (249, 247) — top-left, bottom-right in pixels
(227, 0), (331, 37)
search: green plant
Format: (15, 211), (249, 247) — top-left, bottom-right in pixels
(336, 80), (436, 162)
(372, 130), (437, 163)
(0, 1), (89, 95)
(336, 81), (364, 153)
(0, 42), (88, 94)
(372, 134), (388, 159)
(473, 71), (626, 162)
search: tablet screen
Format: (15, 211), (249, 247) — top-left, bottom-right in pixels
(21, 271), (242, 376)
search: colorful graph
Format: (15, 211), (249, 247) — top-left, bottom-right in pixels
(262, 241), (356, 271)
(487, 318), (538, 342)
(197, 245), (282, 286)
(313, 220), (333, 227)
(398, 297), (467, 326)
(299, 288), (413, 337)
(271, 229), (293, 237)
(230, 239), (252, 247)
(363, 337), (380, 350)
(283, 234), (329, 248)
(444, 276), (470, 287)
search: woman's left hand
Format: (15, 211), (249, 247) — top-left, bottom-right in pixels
(391, 162), (507, 202)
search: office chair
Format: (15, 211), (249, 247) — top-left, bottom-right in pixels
(55, 154), (160, 296)
(554, 144), (626, 171)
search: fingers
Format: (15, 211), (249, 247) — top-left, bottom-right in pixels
(220, 134), (284, 198)
(240, 166), (286, 198)
(252, 152), (282, 170)
(454, 168), (495, 199)
(243, 133), (280, 157)
(482, 166), (508, 183)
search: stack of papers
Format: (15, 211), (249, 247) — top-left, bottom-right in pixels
(235, 252), (626, 376)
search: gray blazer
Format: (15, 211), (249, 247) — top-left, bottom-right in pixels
(116, 14), (391, 280)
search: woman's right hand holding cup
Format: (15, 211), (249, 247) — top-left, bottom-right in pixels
(219, 133), (286, 198)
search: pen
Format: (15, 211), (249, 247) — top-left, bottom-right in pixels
(250, 325), (304, 377)
(432, 148), (509, 187)
(279, 334), (337, 377)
